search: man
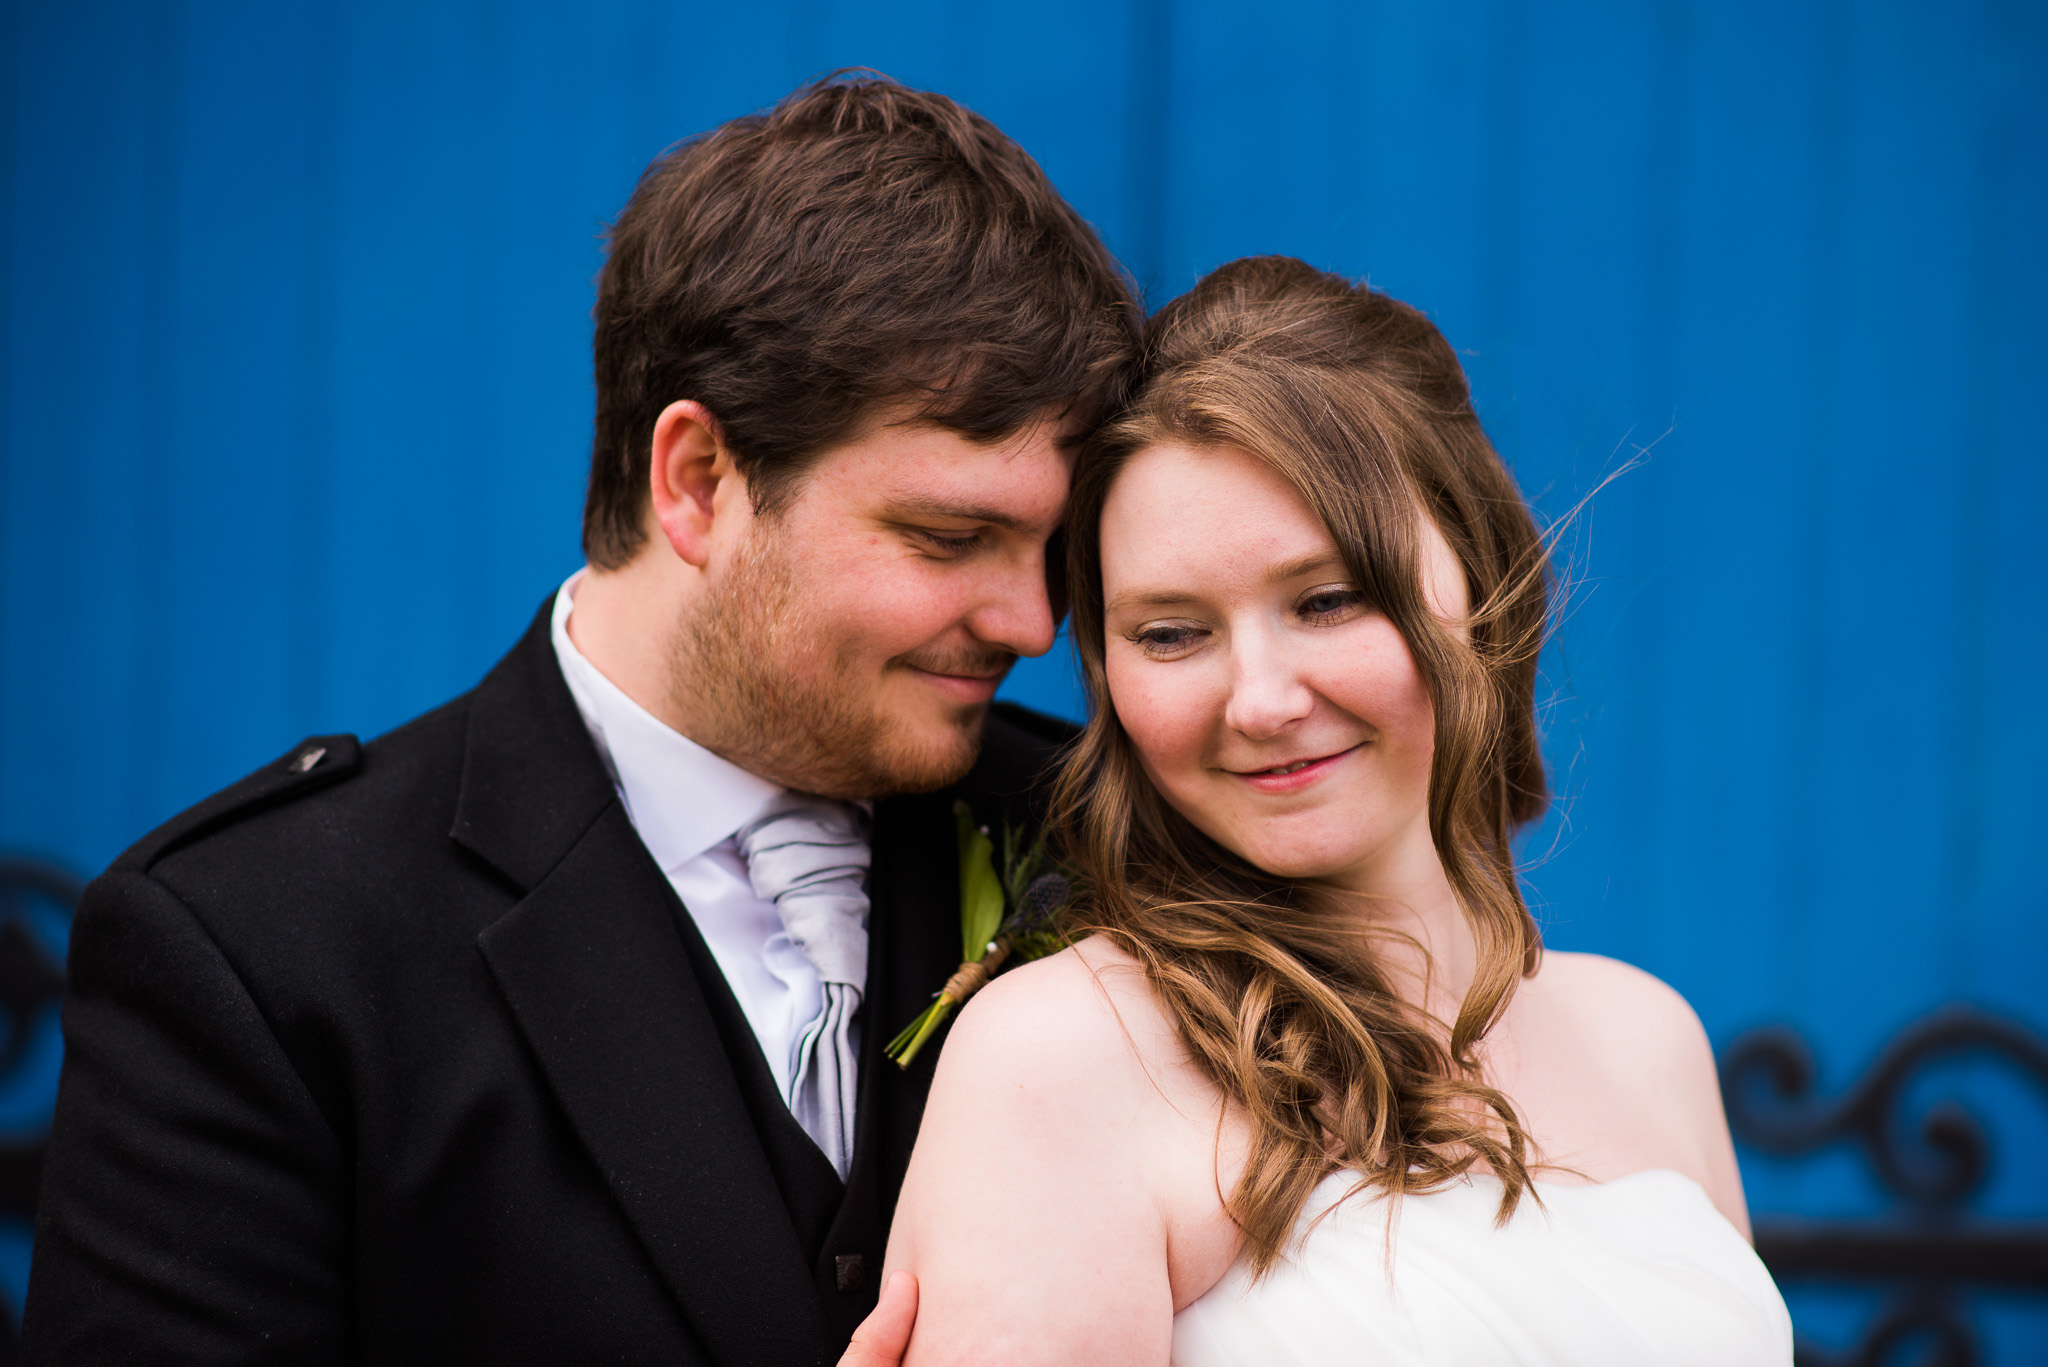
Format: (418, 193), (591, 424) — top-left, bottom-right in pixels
(22, 75), (1137, 1365)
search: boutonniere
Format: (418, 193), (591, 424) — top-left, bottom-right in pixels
(885, 800), (1072, 1069)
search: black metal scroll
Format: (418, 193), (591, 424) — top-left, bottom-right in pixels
(0, 859), (76, 1361)
(1721, 1007), (2048, 1367)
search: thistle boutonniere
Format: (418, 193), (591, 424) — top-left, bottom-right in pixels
(884, 800), (1073, 1068)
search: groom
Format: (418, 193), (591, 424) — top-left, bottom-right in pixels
(22, 76), (1136, 1365)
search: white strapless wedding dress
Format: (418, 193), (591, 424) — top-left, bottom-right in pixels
(1172, 1168), (1792, 1366)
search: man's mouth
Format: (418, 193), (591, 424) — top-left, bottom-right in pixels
(896, 650), (1016, 684)
(920, 667), (1009, 681)
(896, 651), (1015, 704)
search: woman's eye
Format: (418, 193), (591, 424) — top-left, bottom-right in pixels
(1128, 624), (1206, 657)
(1299, 587), (1367, 620)
(1130, 627), (1204, 655)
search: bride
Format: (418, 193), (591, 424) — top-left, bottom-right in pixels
(872, 255), (1792, 1365)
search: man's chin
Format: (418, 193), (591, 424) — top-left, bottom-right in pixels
(856, 710), (986, 798)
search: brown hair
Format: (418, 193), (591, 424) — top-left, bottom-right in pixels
(583, 72), (1141, 567)
(1052, 256), (1554, 1274)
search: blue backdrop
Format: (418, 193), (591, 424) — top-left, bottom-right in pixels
(2, 0), (2044, 1355)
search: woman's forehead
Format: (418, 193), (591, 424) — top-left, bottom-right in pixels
(1097, 439), (1467, 617)
(1100, 444), (1333, 577)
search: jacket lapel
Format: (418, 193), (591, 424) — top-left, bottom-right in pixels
(454, 602), (826, 1367)
(863, 789), (964, 1203)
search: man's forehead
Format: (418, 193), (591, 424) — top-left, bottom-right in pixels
(831, 412), (1071, 476)
(866, 402), (1079, 452)
(826, 429), (1066, 526)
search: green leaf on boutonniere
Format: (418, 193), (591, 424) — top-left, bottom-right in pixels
(884, 800), (1075, 1069)
(957, 802), (1005, 963)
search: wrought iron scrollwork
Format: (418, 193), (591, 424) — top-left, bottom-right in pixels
(0, 858), (77, 1361)
(1721, 1006), (2048, 1366)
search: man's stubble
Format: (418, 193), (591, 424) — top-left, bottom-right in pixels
(668, 528), (989, 801)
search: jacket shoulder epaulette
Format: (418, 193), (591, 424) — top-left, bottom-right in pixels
(113, 734), (364, 875)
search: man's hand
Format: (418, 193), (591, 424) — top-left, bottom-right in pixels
(839, 1270), (918, 1367)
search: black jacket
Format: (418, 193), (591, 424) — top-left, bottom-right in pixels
(21, 601), (1070, 1366)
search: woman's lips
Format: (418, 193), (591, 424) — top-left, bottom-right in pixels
(1229, 744), (1362, 794)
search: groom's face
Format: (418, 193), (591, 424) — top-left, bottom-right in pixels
(681, 411), (1073, 800)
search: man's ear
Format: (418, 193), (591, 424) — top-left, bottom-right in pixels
(648, 399), (736, 568)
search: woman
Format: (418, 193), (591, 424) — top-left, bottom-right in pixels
(881, 256), (1792, 1365)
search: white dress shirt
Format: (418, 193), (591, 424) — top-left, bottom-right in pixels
(549, 572), (829, 1102)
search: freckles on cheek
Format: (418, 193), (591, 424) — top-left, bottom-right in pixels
(1384, 652), (1437, 739)
(1322, 624), (1435, 736)
(1108, 660), (1208, 776)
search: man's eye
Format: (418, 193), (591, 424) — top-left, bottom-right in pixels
(914, 529), (984, 555)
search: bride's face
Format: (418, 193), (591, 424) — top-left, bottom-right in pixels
(1098, 442), (1467, 890)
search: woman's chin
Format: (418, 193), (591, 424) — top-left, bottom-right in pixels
(1223, 837), (1368, 885)
(1184, 804), (1387, 885)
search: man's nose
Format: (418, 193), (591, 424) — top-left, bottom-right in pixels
(1223, 631), (1315, 739)
(966, 555), (1058, 659)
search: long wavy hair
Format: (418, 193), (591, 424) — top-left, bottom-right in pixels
(1050, 256), (1555, 1274)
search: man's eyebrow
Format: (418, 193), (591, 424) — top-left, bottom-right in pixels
(882, 494), (1036, 532)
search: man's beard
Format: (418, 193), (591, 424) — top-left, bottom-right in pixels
(667, 531), (1009, 800)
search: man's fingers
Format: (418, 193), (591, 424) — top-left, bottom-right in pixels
(839, 1269), (919, 1367)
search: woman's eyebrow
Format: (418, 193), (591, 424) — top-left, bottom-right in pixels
(1105, 586), (1201, 612)
(1266, 551), (1345, 582)
(1106, 553), (1345, 613)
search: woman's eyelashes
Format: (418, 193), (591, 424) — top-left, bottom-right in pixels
(1123, 588), (1369, 660)
(1126, 621), (1209, 659)
(1298, 585), (1371, 622)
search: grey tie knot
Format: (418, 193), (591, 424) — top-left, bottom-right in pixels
(733, 793), (871, 988)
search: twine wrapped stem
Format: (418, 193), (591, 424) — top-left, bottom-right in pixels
(886, 938), (1014, 1068)
(941, 940), (1011, 1002)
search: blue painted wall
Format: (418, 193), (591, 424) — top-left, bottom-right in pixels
(3, 0), (2043, 1353)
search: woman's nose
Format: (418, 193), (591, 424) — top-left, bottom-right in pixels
(1222, 634), (1315, 739)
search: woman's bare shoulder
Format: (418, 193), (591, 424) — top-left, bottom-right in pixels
(1513, 950), (1749, 1232)
(1524, 950), (1706, 1043)
(937, 936), (1186, 1095)
(972, 934), (1155, 1012)
(905, 933), (1226, 1233)
(887, 938), (1200, 1364)
(1515, 950), (1719, 1101)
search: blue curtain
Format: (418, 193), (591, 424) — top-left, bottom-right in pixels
(2, 0), (2043, 1353)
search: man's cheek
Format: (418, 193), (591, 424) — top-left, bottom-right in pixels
(866, 576), (970, 649)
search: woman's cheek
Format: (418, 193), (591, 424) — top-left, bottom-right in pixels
(1315, 622), (1433, 741)
(1109, 660), (1214, 793)
(1378, 650), (1437, 761)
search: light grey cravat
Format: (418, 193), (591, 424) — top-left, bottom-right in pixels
(734, 793), (871, 1180)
